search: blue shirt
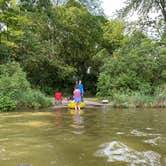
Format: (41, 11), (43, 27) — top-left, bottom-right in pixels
(78, 83), (84, 94)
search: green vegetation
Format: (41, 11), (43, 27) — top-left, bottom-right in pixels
(0, 62), (51, 111)
(0, 0), (166, 110)
(97, 31), (166, 108)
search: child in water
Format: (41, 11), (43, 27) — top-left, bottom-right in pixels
(73, 86), (81, 111)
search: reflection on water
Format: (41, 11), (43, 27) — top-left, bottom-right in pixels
(70, 110), (85, 135)
(14, 121), (51, 127)
(0, 108), (165, 166)
(55, 108), (63, 128)
(71, 110), (84, 127)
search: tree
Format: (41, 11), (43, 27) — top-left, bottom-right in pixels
(117, 0), (166, 39)
(12, 0), (104, 94)
(78, 0), (104, 15)
(97, 31), (163, 97)
(19, 0), (52, 12)
(118, 0), (166, 23)
(0, 0), (25, 62)
(92, 20), (125, 75)
(101, 20), (124, 54)
(51, 4), (103, 88)
(55, 0), (104, 15)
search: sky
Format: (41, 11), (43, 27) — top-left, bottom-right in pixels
(101, 0), (158, 20)
(102, 0), (126, 18)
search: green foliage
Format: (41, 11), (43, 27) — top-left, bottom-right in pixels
(65, 0), (83, 8)
(0, 62), (30, 98)
(154, 85), (166, 104)
(0, 0), (114, 95)
(0, 95), (17, 112)
(97, 31), (164, 97)
(110, 92), (154, 108)
(12, 2), (104, 93)
(110, 88), (166, 108)
(61, 0), (104, 15)
(155, 45), (166, 85)
(19, 0), (52, 12)
(17, 90), (52, 109)
(102, 20), (124, 54)
(0, 62), (52, 111)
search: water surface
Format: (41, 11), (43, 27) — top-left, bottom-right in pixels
(0, 108), (165, 166)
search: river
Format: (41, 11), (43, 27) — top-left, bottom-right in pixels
(0, 107), (165, 166)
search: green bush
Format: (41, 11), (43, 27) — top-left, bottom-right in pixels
(0, 62), (30, 99)
(17, 90), (52, 109)
(0, 95), (17, 112)
(0, 62), (52, 111)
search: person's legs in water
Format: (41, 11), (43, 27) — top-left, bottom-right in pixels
(75, 103), (77, 110)
(75, 102), (80, 111)
(77, 102), (80, 110)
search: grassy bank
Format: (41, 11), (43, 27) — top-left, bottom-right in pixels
(100, 92), (166, 108)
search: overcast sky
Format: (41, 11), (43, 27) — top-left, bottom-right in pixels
(102, 0), (126, 17)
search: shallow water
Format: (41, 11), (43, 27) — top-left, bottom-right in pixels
(0, 108), (166, 166)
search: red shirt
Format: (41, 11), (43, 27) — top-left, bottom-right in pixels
(54, 92), (62, 100)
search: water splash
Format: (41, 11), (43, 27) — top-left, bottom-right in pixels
(116, 132), (125, 135)
(95, 141), (161, 166)
(0, 147), (6, 153)
(131, 129), (160, 137)
(144, 137), (166, 146)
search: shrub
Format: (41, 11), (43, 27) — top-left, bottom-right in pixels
(0, 62), (30, 99)
(17, 90), (52, 109)
(0, 62), (52, 111)
(0, 95), (17, 112)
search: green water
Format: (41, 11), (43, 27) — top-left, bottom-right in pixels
(0, 108), (166, 166)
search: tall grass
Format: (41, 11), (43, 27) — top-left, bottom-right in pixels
(153, 85), (166, 107)
(109, 89), (166, 108)
(17, 90), (52, 109)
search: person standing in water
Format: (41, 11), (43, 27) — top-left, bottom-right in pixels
(78, 80), (84, 101)
(73, 86), (81, 111)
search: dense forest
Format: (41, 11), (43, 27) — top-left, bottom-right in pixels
(0, 0), (166, 111)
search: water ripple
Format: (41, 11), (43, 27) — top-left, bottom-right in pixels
(130, 129), (160, 137)
(144, 137), (166, 146)
(95, 141), (161, 166)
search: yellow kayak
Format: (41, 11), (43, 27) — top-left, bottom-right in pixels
(68, 101), (85, 109)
